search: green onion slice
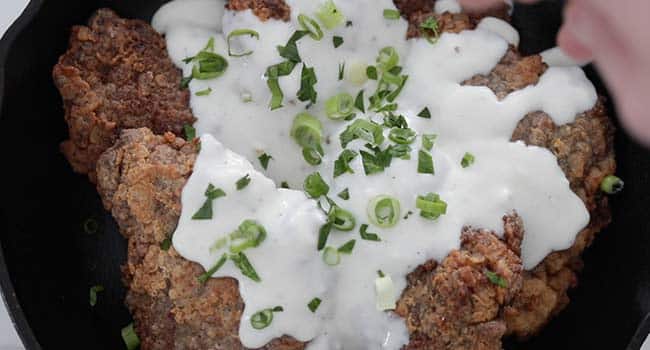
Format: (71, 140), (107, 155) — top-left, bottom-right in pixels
(389, 128), (416, 144)
(229, 220), (267, 253)
(600, 175), (624, 194)
(337, 188), (350, 200)
(485, 270), (508, 288)
(230, 252), (261, 282)
(461, 152), (475, 168)
(326, 93), (356, 120)
(383, 9), (401, 20)
(375, 272), (396, 310)
(316, 0), (345, 29)
(367, 195), (401, 228)
(291, 112), (323, 150)
(236, 174), (251, 190)
(417, 107), (431, 119)
(329, 206), (356, 231)
(198, 253), (228, 284)
(376, 47), (399, 72)
(308, 297), (322, 312)
(333, 149), (358, 177)
(359, 224), (381, 241)
(251, 306), (283, 330)
(416, 193), (447, 220)
(304, 172), (330, 198)
(340, 119), (385, 147)
(121, 323), (140, 350)
(338, 239), (356, 254)
(192, 184), (226, 220)
(227, 29), (260, 57)
(89, 285), (104, 307)
(417, 150), (435, 175)
(195, 87), (212, 96)
(183, 124), (197, 141)
(298, 14), (324, 40)
(303, 147), (323, 166)
(317, 221), (333, 251)
(333, 35), (344, 48)
(420, 16), (440, 44)
(322, 246), (341, 266)
(354, 90), (365, 113)
(258, 153), (272, 170)
(422, 134), (437, 151)
(297, 64), (318, 104)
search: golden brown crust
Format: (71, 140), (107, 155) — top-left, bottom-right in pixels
(53, 9), (195, 182)
(226, 0), (291, 21)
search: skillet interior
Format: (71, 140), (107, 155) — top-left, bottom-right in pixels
(0, 0), (649, 348)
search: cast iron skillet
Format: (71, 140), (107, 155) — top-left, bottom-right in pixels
(1, 0), (649, 348)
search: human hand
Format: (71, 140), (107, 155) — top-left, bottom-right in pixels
(459, 0), (650, 146)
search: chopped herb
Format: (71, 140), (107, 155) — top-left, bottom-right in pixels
(304, 172), (330, 198)
(383, 113), (408, 128)
(258, 153), (272, 170)
(416, 193), (447, 220)
(298, 14), (324, 40)
(403, 210), (414, 220)
(375, 271), (396, 310)
(333, 149), (359, 177)
(360, 224), (381, 241)
(420, 16), (440, 43)
(377, 270), (385, 278)
(422, 134), (437, 151)
(281, 181), (290, 189)
(322, 246), (341, 266)
(180, 76), (193, 89)
(329, 205), (356, 231)
(333, 35), (344, 48)
(317, 221), (333, 251)
(184, 38), (229, 81)
(354, 90), (365, 113)
(184, 124), (197, 141)
(600, 175), (624, 194)
(366, 65), (378, 80)
(367, 195), (401, 228)
(265, 61), (298, 110)
(338, 62), (345, 81)
(303, 147), (324, 166)
(316, 0), (345, 29)
(195, 87), (212, 96)
(277, 30), (309, 63)
(461, 152), (475, 168)
(297, 64), (318, 105)
(417, 150), (434, 174)
(326, 93), (355, 120)
(485, 270), (508, 288)
(229, 220), (267, 253)
(338, 239), (356, 254)
(89, 285), (104, 307)
(340, 119), (385, 147)
(308, 297), (322, 312)
(230, 252), (261, 282)
(376, 47), (399, 72)
(417, 107), (431, 119)
(227, 29), (260, 57)
(360, 145), (394, 175)
(383, 9), (401, 20)
(160, 238), (172, 251)
(198, 253), (228, 284)
(291, 112), (323, 152)
(346, 20), (353, 27)
(236, 174), (251, 190)
(389, 128), (416, 144)
(387, 144), (412, 160)
(192, 184), (226, 220)
(337, 188), (350, 200)
(121, 323), (140, 350)
(251, 306), (283, 330)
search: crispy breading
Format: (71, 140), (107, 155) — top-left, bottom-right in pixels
(226, 0), (291, 21)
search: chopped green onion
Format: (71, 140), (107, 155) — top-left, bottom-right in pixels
(422, 134), (437, 151)
(600, 175), (624, 194)
(251, 306), (283, 330)
(347, 62), (368, 85)
(333, 35), (344, 48)
(209, 236), (228, 253)
(416, 193), (447, 220)
(387, 144), (412, 160)
(340, 119), (385, 147)
(338, 62), (345, 81)
(265, 61), (298, 110)
(376, 47), (399, 72)
(298, 14), (323, 40)
(89, 285), (104, 307)
(192, 184), (226, 220)
(184, 124), (196, 141)
(229, 220), (267, 253)
(417, 107), (431, 119)
(191, 52), (229, 80)
(461, 152), (475, 168)
(180, 76), (192, 89)
(403, 210), (414, 220)
(375, 272), (396, 310)
(302, 147), (323, 166)
(418, 150), (434, 175)
(230, 252), (261, 282)
(267, 76), (284, 110)
(317, 221), (333, 251)
(359, 224), (381, 241)
(389, 128), (416, 144)
(420, 16), (440, 44)
(258, 153), (272, 170)
(366, 65), (378, 80)
(198, 253), (228, 284)
(485, 270), (508, 288)
(338, 239), (356, 254)
(360, 145), (394, 175)
(277, 30), (309, 63)
(322, 246), (341, 266)
(326, 93), (356, 120)
(308, 297), (322, 312)
(160, 238), (172, 251)
(316, 0), (345, 29)
(354, 90), (365, 113)
(121, 323), (140, 350)
(281, 181), (290, 189)
(337, 188), (350, 200)
(367, 195), (401, 228)
(304, 172), (330, 198)
(377, 270), (385, 278)
(329, 206), (356, 231)
(291, 112), (323, 150)
(195, 87), (212, 96)
(383, 113), (408, 128)
(383, 9), (401, 20)
(333, 149), (358, 177)
(297, 64), (318, 105)
(236, 174), (251, 190)
(227, 29), (260, 57)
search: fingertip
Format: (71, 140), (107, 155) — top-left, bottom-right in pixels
(557, 26), (594, 62)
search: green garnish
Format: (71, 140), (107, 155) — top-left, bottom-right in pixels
(182, 38), (229, 85)
(198, 253), (228, 284)
(251, 306), (284, 330)
(340, 119), (385, 147)
(333, 149), (358, 177)
(297, 64), (318, 105)
(326, 93), (356, 120)
(192, 184), (226, 220)
(121, 323), (140, 350)
(266, 61), (297, 110)
(317, 221), (333, 251)
(360, 144), (394, 175)
(277, 30), (309, 63)
(316, 0), (345, 29)
(387, 144), (412, 160)
(420, 16), (440, 44)
(422, 134), (437, 151)
(389, 128), (416, 144)
(417, 107), (431, 119)
(89, 285), (104, 307)
(377, 270), (385, 278)
(333, 35), (344, 48)
(600, 175), (624, 194)
(329, 206), (356, 231)
(338, 239), (356, 254)
(195, 87), (212, 96)
(485, 270), (508, 288)
(354, 90), (365, 113)
(308, 297), (322, 312)
(291, 112), (324, 155)
(367, 195), (401, 228)
(416, 193), (447, 220)
(322, 246), (341, 266)
(160, 238), (172, 251)
(359, 224), (381, 241)
(366, 65), (378, 80)
(303, 148), (324, 166)
(229, 220), (267, 253)
(298, 14), (324, 40)
(383, 113), (408, 128)
(337, 188), (350, 200)
(304, 172), (330, 198)
(417, 150), (434, 174)
(236, 174), (251, 190)
(338, 62), (345, 81)
(383, 9), (401, 20)
(461, 152), (475, 168)
(376, 47), (399, 72)
(227, 29), (260, 57)
(183, 124), (196, 141)
(230, 252), (261, 282)
(258, 153), (273, 170)
(281, 181), (290, 189)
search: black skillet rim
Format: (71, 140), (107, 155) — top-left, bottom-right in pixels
(0, 0), (44, 348)
(0, 1), (647, 349)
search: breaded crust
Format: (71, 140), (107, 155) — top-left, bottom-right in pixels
(53, 9), (195, 182)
